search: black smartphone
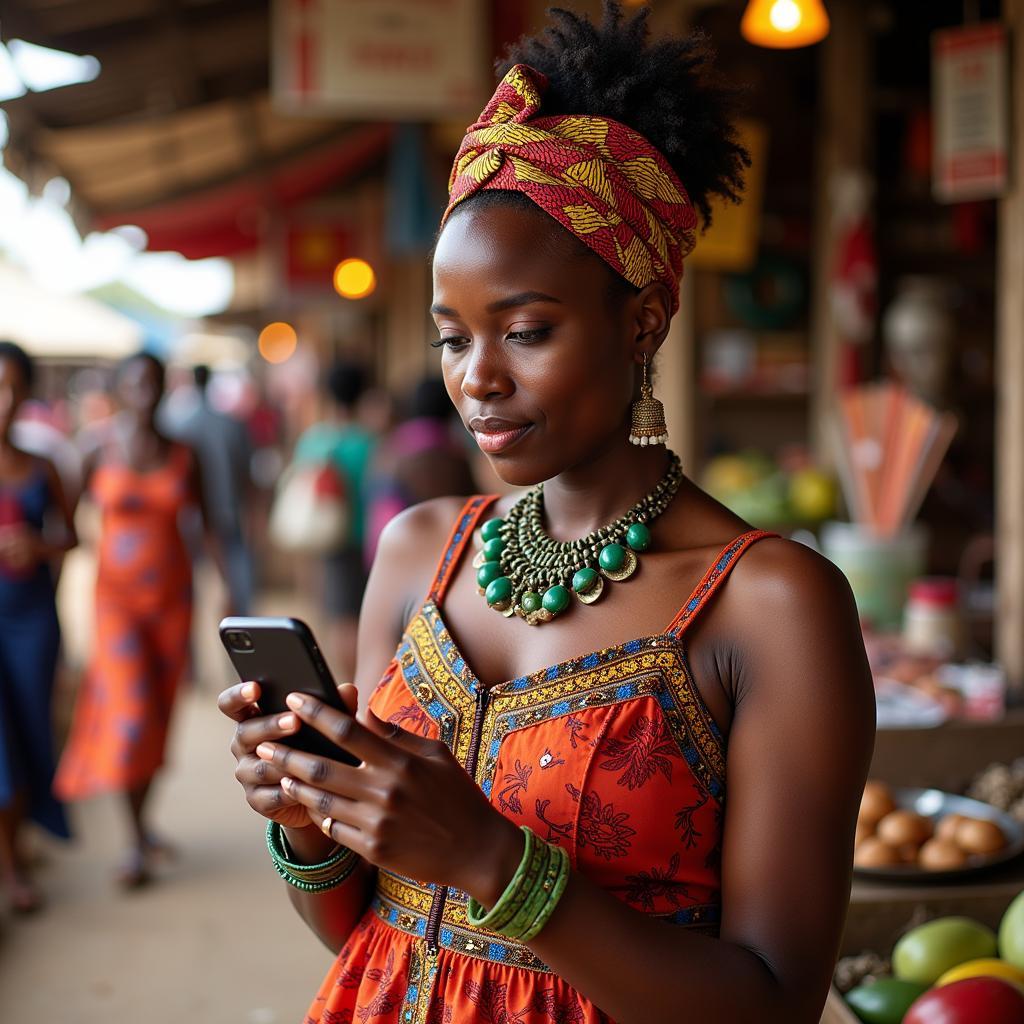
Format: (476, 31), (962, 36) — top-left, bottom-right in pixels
(219, 616), (359, 765)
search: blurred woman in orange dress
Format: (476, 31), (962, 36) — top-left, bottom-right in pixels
(55, 352), (221, 887)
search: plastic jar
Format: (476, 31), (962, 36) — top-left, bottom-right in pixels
(903, 577), (962, 658)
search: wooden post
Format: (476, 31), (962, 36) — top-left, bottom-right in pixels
(996, 0), (1024, 693)
(808, 0), (870, 462)
(661, 271), (698, 475)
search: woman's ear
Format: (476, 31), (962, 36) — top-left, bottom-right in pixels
(630, 282), (673, 363)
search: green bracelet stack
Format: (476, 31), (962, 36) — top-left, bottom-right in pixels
(266, 820), (359, 893)
(466, 827), (570, 942)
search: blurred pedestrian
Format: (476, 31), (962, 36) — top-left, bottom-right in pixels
(0, 341), (77, 913)
(170, 364), (254, 615)
(292, 361), (375, 681)
(54, 351), (223, 888)
(364, 376), (476, 563)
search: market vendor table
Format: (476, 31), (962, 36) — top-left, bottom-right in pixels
(870, 708), (1024, 791)
(844, 855), (1024, 955)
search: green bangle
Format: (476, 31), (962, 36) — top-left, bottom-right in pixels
(504, 840), (555, 938)
(520, 843), (569, 941)
(466, 827), (570, 942)
(467, 826), (540, 932)
(266, 820), (358, 893)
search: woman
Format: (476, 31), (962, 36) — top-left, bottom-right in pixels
(0, 341), (76, 912)
(220, 7), (874, 1022)
(364, 376), (477, 565)
(55, 351), (219, 887)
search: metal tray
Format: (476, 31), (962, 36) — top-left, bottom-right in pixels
(853, 787), (1024, 883)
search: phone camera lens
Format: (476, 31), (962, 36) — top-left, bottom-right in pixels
(228, 630), (254, 652)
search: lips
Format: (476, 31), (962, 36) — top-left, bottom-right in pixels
(469, 416), (533, 454)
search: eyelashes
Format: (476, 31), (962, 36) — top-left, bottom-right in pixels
(429, 327), (552, 350)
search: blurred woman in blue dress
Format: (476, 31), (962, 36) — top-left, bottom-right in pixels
(0, 340), (77, 912)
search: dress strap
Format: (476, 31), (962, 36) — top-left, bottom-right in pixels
(428, 495), (500, 604)
(665, 529), (780, 639)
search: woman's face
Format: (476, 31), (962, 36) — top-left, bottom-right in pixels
(116, 356), (164, 415)
(0, 356), (29, 435)
(431, 202), (640, 486)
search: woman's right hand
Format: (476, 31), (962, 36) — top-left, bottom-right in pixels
(218, 680), (358, 831)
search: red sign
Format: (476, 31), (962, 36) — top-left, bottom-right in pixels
(932, 24), (1009, 202)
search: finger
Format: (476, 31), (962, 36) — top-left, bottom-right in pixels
(284, 693), (396, 765)
(218, 681), (262, 722)
(235, 712), (300, 753)
(235, 754), (288, 787)
(337, 682), (359, 716)
(319, 814), (373, 860)
(248, 783), (299, 816)
(362, 706), (439, 756)
(279, 776), (366, 824)
(254, 742), (372, 801)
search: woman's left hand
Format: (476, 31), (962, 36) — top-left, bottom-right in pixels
(254, 692), (523, 904)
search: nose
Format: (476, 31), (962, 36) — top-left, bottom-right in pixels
(459, 338), (513, 402)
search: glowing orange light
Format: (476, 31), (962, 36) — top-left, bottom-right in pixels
(258, 321), (298, 364)
(740, 0), (829, 49)
(333, 258), (376, 300)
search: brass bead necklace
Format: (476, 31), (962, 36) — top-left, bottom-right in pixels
(474, 452), (684, 625)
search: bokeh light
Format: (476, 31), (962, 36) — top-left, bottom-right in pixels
(333, 258), (376, 300)
(258, 321), (298, 364)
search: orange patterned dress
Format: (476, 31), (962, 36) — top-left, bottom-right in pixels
(55, 446), (194, 800)
(306, 496), (776, 1024)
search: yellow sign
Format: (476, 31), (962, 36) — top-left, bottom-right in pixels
(687, 120), (767, 274)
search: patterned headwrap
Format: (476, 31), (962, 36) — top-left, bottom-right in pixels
(442, 64), (698, 314)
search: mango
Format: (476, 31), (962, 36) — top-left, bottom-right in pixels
(937, 957), (1024, 988)
(1001, 890), (1024, 970)
(893, 916), (998, 985)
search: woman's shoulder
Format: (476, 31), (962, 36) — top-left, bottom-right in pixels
(374, 494), (489, 564)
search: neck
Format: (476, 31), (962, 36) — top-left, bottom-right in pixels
(540, 438), (674, 541)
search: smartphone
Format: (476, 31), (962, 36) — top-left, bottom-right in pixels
(219, 616), (359, 765)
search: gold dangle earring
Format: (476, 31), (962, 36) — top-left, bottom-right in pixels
(629, 353), (669, 447)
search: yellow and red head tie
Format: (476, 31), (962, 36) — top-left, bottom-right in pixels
(443, 63), (698, 315)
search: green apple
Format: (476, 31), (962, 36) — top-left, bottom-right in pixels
(893, 917), (998, 985)
(1000, 890), (1024, 970)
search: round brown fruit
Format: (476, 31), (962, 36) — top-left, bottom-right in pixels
(860, 780), (896, 826)
(854, 837), (903, 868)
(955, 817), (1006, 855)
(877, 810), (934, 847)
(855, 820), (873, 848)
(918, 838), (969, 871)
(935, 813), (967, 842)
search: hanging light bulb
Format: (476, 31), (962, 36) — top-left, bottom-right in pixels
(741, 0), (830, 49)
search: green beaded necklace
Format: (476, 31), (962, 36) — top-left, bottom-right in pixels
(474, 452), (684, 625)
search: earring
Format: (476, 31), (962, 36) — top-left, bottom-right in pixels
(629, 353), (668, 447)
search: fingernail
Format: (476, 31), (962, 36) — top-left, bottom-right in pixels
(278, 714), (297, 731)
(285, 693), (305, 711)
(280, 777), (294, 792)
(256, 743), (275, 759)
(242, 683), (256, 701)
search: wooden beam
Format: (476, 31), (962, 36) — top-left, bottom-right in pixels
(808, 0), (870, 463)
(996, 0), (1024, 693)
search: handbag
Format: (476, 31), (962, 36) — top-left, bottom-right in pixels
(268, 460), (350, 554)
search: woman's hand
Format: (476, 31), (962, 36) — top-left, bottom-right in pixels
(254, 692), (524, 904)
(218, 680), (360, 834)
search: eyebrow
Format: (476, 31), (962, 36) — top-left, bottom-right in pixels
(430, 291), (562, 317)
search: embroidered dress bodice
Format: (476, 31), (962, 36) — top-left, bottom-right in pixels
(306, 495), (777, 1024)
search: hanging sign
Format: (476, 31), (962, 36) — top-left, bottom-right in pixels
(932, 23), (1009, 202)
(273, 0), (487, 120)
